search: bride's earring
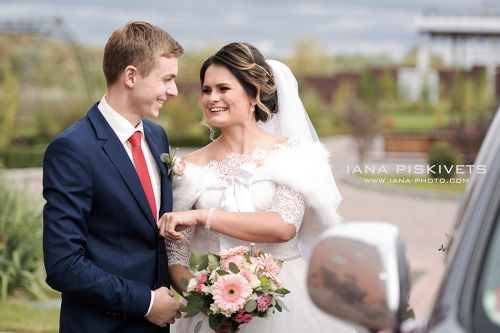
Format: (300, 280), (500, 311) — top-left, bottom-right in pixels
(250, 104), (255, 112)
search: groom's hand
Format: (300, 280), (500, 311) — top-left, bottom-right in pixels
(158, 210), (205, 240)
(146, 287), (185, 327)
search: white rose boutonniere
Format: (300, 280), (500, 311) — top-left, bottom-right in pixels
(160, 148), (186, 180)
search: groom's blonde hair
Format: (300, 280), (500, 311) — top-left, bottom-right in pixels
(103, 21), (183, 86)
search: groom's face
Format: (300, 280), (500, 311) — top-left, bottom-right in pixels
(131, 56), (179, 118)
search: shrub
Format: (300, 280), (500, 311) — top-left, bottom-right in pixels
(0, 173), (46, 300)
(168, 135), (211, 148)
(428, 143), (461, 180)
(0, 145), (46, 169)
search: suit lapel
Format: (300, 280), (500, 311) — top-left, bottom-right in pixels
(144, 123), (167, 177)
(88, 105), (158, 235)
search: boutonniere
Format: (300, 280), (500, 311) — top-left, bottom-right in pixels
(160, 147), (186, 180)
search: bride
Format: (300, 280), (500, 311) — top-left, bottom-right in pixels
(159, 42), (355, 333)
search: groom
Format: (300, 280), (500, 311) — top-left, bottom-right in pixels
(43, 21), (184, 332)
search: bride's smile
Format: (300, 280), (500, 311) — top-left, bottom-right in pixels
(201, 64), (256, 127)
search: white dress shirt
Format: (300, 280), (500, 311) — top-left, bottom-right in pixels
(98, 96), (159, 316)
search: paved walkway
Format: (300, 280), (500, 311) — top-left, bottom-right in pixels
(4, 135), (459, 317)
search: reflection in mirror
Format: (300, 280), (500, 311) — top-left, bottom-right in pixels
(307, 222), (410, 332)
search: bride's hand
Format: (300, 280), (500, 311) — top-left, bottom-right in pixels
(157, 210), (206, 240)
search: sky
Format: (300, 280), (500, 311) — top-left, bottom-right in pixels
(0, 0), (497, 60)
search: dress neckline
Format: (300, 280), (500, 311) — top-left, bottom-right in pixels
(184, 136), (298, 169)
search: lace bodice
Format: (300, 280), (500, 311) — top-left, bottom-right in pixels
(166, 138), (306, 268)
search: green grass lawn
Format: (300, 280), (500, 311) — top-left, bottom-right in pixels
(0, 298), (59, 333)
(356, 173), (467, 193)
(382, 112), (463, 133)
(385, 113), (443, 132)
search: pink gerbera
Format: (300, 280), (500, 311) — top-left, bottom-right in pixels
(212, 274), (252, 314)
(256, 254), (281, 285)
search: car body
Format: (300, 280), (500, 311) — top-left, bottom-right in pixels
(307, 110), (500, 333)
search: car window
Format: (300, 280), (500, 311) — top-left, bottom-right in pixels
(474, 214), (500, 331)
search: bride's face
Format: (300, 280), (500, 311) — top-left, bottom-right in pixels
(201, 64), (255, 128)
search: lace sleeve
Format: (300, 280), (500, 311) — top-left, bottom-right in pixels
(165, 227), (194, 268)
(270, 185), (305, 232)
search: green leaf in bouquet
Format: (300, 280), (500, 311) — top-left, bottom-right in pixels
(230, 321), (241, 333)
(194, 320), (203, 333)
(259, 276), (271, 288)
(180, 277), (189, 289)
(198, 255), (209, 271)
(216, 270), (229, 276)
(207, 253), (220, 270)
(208, 314), (221, 330)
(275, 301), (282, 312)
(274, 288), (290, 295)
(185, 294), (204, 317)
(228, 262), (240, 274)
(245, 299), (257, 312)
(276, 299), (289, 312)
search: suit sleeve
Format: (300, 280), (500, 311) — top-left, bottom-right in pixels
(42, 136), (151, 317)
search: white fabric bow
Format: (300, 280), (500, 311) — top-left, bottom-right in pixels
(220, 163), (257, 213)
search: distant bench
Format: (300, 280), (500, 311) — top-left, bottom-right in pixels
(383, 132), (452, 153)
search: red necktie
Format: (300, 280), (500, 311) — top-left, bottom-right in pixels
(128, 131), (157, 220)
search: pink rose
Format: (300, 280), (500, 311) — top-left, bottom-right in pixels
(235, 309), (253, 324)
(172, 158), (186, 177)
(219, 246), (249, 260)
(239, 270), (252, 284)
(195, 273), (208, 293)
(220, 255), (244, 271)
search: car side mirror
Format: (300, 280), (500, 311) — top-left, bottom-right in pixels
(307, 222), (411, 332)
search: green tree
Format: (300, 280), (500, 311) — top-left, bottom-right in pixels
(450, 71), (466, 122)
(331, 80), (355, 120)
(287, 38), (331, 78)
(379, 69), (397, 101)
(401, 46), (444, 68)
(346, 70), (381, 163)
(0, 62), (19, 148)
(156, 94), (209, 146)
(301, 89), (337, 136)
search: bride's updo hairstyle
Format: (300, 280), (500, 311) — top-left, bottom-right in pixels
(200, 42), (278, 122)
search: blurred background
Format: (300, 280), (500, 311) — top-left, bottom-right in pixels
(1, 0), (499, 331)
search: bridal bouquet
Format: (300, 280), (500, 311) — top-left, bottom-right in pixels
(181, 246), (290, 333)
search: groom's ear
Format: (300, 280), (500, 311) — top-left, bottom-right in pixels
(124, 65), (137, 88)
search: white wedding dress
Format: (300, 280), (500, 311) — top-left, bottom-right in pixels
(166, 138), (356, 333)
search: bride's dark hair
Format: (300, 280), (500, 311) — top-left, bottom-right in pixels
(200, 42), (278, 122)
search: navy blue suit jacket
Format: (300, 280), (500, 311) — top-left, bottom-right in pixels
(43, 103), (172, 332)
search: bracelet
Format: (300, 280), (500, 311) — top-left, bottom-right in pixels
(205, 208), (215, 230)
